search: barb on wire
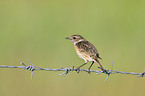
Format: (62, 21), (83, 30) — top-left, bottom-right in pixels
(105, 61), (113, 82)
(0, 60), (145, 81)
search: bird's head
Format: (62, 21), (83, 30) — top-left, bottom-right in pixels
(65, 34), (86, 43)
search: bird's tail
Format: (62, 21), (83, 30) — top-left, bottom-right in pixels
(92, 56), (105, 72)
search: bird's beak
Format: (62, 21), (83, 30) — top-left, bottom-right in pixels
(65, 37), (72, 40)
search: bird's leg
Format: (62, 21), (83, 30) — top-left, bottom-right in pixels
(88, 61), (94, 74)
(76, 63), (87, 73)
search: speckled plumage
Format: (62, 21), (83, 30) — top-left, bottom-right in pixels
(75, 40), (100, 61)
(66, 34), (105, 72)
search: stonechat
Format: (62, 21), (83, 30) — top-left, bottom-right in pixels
(65, 34), (106, 73)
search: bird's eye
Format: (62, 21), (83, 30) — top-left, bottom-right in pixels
(73, 37), (76, 39)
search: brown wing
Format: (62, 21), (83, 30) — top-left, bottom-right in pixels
(76, 41), (104, 72)
(76, 41), (100, 58)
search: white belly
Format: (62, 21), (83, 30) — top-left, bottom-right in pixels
(76, 49), (94, 62)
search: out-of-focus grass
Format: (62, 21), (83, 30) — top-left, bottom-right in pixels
(0, 0), (145, 96)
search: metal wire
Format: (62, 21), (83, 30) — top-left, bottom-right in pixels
(0, 61), (145, 81)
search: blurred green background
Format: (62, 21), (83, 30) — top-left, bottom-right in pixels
(0, 0), (145, 96)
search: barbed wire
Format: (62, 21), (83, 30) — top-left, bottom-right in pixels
(0, 60), (145, 81)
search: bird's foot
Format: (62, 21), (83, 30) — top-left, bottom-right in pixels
(98, 67), (109, 74)
(104, 69), (109, 74)
(76, 68), (80, 73)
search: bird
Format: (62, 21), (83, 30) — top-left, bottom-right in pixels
(65, 34), (106, 73)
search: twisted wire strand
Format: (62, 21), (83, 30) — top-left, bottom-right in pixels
(0, 62), (145, 81)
